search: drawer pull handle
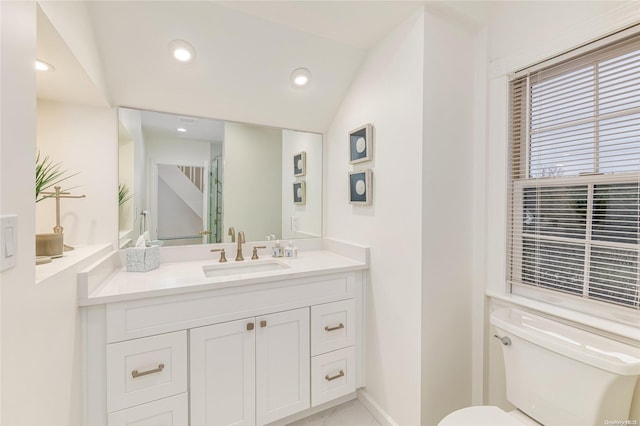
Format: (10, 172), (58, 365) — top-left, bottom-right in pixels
(325, 370), (345, 382)
(247, 322), (255, 331)
(260, 320), (267, 328)
(325, 323), (345, 332)
(131, 363), (165, 379)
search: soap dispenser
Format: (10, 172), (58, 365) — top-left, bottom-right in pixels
(272, 240), (284, 257)
(284, 240), (298, 258)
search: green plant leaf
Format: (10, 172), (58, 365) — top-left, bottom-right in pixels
(118, 183), (133, 206)
(36, 151), (79, 203)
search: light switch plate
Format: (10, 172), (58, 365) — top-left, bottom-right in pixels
(1, 214), (17, 271)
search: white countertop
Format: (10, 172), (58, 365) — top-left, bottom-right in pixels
(79, 244), (368, 306)
(36, 244), (112, 285)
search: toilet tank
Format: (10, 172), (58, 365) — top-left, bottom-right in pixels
(491, 307), (640, 426)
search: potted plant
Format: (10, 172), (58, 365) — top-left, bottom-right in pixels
(35, 151), (77, 257)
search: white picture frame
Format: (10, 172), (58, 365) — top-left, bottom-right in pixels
(349, 169), (372, 205)
(349, 123), (372, 164)
(293, 180), (306, 205)
(293, 151), (306, 176)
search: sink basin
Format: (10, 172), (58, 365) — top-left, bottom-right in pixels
(202, 259), (289, 278)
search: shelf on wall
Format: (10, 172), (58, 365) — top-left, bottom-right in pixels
(36, 243), (113, 285)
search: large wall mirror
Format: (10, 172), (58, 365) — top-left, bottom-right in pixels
(118, 108), (322, 247)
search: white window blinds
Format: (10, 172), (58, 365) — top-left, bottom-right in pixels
(507, 33), (640, 310)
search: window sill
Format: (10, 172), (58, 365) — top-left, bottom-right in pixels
(486, 289), (640, 343)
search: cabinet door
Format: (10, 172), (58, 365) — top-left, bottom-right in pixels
(190, 319), (256, 426)
(256, 308), (310, 425)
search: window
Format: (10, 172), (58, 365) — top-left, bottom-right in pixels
(507, 33), (640, 310)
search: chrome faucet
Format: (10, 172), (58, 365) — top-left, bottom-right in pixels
(235, 231), (246, 261)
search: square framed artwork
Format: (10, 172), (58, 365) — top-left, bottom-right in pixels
(293, 151), (306, 176)
(349, 123), (372, 164)
(349, 169), (372, 205)
(293, 181), (306, 205)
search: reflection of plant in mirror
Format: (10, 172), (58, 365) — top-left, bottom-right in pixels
(35, 151), (78, 203)
(118, 183), (133, 206)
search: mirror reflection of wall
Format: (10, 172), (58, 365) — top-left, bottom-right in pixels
(118, 108), (322, 248)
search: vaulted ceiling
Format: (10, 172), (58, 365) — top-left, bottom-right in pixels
(38, 1), (486, 133)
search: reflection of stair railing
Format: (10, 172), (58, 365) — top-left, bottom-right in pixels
(178, 166), (204, 192)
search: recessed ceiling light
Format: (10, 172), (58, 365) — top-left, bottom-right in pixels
(291, 68), (311, 87)
(35, 60), (55, 72)
(177, 127), (187, 133)
(169, 39), (195, 63)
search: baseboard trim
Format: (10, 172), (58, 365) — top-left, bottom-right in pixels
(357, 389), (399, 426)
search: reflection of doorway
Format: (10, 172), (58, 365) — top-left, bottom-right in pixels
(157, 164), (206, 245)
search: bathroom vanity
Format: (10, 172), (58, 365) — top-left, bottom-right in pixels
(79, 240), (368, 426)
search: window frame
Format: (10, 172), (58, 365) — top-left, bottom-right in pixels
(506, 31), (640, 314)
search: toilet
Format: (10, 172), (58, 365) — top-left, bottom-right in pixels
(439, 307), (640, 426)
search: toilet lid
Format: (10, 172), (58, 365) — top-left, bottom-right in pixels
(439, 406), (528, 426)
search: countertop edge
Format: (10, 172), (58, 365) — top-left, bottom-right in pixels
(79, 260), (367, 307)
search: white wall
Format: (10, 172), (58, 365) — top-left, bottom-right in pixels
(0, 2), (37, 423)
(157, 175), (202, 240)
(479, 0), (640, 413)
(118, 108), (147, 243)
(224, 122), (282, 242)
(281, 130), (322, 239)
(144, 129), (211, 240)
(1, 3), (89, 425)
(37, 0), (110, 104)
(0, 3), (116, 424)
(324, 10), (425, 425)
(118, 123), (135, 235)
(421, 8), (475, 424)
(36, 100), (118, 247)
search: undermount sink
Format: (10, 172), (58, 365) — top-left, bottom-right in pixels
(202, 259), (289, 278)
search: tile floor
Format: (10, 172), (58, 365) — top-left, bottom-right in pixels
(286, 399), (381, 426)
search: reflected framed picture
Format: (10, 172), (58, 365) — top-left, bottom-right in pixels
(293, 181), (306, 205)
(349, 169), (372, 205)
(349, 123), (372, 164)
(293, 151), (306, 176)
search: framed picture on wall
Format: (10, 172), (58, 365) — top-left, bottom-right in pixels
(349, 123), (372, 164)
(293, 151), (306, 176)
(293, 181), (306, 205)
(349, 169), (372, 205)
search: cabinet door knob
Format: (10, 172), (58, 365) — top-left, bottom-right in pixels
(260, 320), (267, 328)
(247, 322), (254, 331)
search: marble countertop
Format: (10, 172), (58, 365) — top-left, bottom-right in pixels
(79, 243), (368, 306)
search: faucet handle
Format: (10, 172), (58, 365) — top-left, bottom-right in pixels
(252, 245), (267, 260)
(210, 248), (227, 263)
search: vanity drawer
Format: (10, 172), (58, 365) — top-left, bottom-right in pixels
(107, 393), (188, 426)
(311, 346), (356, 407)
(311, 299), (355, 356)
(106, 331), (187, 412)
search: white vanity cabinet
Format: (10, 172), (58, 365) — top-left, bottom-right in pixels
(84, 270), (364, 426)
(190, 308), (310, 426)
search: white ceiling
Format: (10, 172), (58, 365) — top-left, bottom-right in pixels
(217, 1), (426, 49)
(140, 109), (225, 143)
(38, 1), (486, 133)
